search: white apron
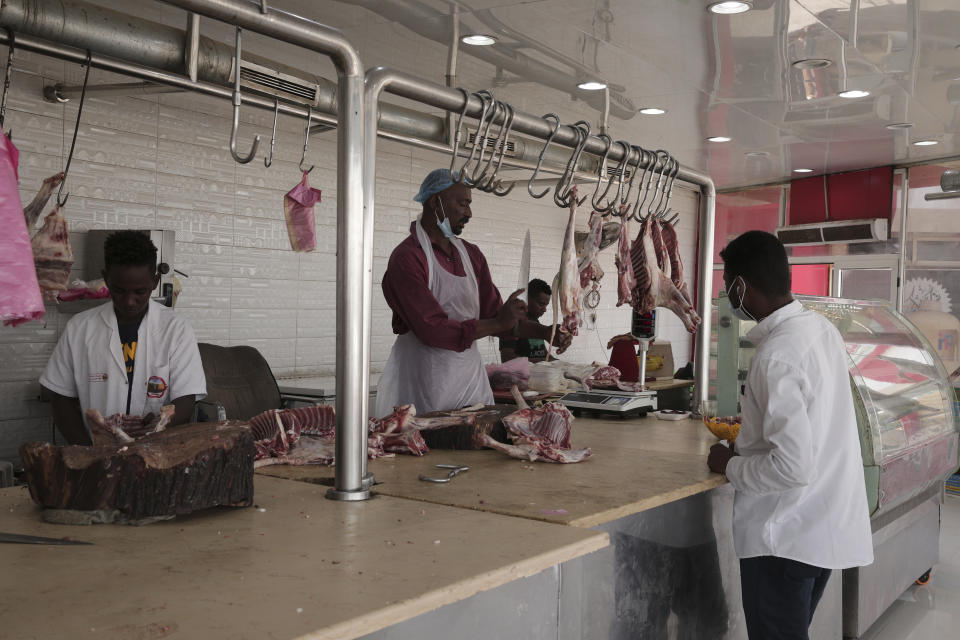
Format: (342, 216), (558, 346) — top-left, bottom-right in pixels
(376, 221), (494, 417)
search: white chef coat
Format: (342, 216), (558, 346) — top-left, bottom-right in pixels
(725, 300), (874, 570)
(40, 300), (206, 429)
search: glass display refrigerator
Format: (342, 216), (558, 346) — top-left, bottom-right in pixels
(711, 294), (959, 638)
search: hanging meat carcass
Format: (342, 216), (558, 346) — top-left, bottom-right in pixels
(630, 216), (699, 333)
(578, 209), (605, 288)
(660, 219), (696, 312)
(548, 186), (583, 355)
(615, 210), (635, 307)
(31, 206), (74, 300)
(23, 173), (64, 229)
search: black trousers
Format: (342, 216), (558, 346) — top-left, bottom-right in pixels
(740, 556), (832, 640)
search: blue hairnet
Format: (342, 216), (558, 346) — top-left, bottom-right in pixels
(413, 168), (464, 203)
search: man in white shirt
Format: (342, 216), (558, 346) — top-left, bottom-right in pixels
(40, 231), (206, 444)
(707, 231), (873, 640)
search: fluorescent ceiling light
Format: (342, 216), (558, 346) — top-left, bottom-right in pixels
(793, 168), (814, 173)
(577, 81), (607, 91)
(745, 151), (769, 157)
(707, 136), (731, 143)
(885, 122), (913, 130)
(708, 1), (752, 14)
(639, 107), (667, 115)
(838, 89), (870, 99)
(913, 140), (939, 146)
(792, 58), (832, 70)
(461, 34), (497, 46)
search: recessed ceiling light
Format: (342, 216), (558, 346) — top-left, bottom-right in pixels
(461, 34), (497, 46)
(639, 107), (667, 115)
(792, 58), (833, 70)
(886, 122), (914, 130)
(913, 139), (939, 146)
(708, 1), (753, 15)
(793, 168), (814, 173)
(707, 136), (731, 143)
(577, 81), (607, 91)
(838, 89), (871, 99)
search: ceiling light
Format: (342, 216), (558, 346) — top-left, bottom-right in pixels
(792, 59), (833, 70)
(793, 168), (814, 173)
(708, 1), (753, 15)
(838, 89), (871, 99)
(913, 140), (939, 146)
(885, 122), (913, 130)
(639, 107), (667, 115)
(745, 151), (769, 157)
(707, 136), (731, 143)
(461, 34), (497, 46)
(577, 81), (607, 91)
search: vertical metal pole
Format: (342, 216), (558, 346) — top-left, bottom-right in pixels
(896, 168), (909, 312)
(445, 4), (460, 147)
(329, 70), (370, 501)
(694, 180), (717, 409)
(185, 13), (200, 82)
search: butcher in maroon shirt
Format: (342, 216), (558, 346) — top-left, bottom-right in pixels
(376, 169), (527, 416)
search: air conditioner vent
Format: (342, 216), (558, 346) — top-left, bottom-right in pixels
(776, 219), (888, 246)
(237, 61), (320, 105)
(466, 130), (517, 157)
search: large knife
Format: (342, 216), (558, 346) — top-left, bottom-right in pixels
(517, 229), (531, 303)
(0, 532), (93, 545)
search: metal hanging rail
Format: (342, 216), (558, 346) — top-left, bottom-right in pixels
(363, 67), (717, 422)
(155, 0), (369, 502)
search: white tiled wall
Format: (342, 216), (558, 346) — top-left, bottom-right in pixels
(0, 10), (700, 464)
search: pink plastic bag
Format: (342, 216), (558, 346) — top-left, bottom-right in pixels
(283, 170), (322, 252)
(0, 133), (45, 327)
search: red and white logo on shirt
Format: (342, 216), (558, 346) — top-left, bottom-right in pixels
(146, 375), (168, 398)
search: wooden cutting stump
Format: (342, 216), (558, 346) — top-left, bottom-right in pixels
(19, 421), (255, 525)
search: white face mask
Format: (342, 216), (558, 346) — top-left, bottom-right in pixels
(725, 275), (757, 323)
(434, 198), (456, 239)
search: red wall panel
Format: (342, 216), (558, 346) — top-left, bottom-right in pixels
(826, 166), (893, 221)
(791, 264), (831, 296)
(788, 175), (828, 224)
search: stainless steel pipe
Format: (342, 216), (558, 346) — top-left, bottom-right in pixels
(363, 67), (717, 409)
(159, 0), (369, 501)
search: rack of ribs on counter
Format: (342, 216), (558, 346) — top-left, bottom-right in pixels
(19, 409), (255, 525)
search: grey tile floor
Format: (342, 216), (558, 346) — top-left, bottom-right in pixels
(861, 494), (960, 640)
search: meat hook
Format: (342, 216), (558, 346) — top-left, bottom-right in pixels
(481, 102), (515, 194)
(448, 88), (471, 182)
(554, 120), (591, 208)
(527, 113), (560, 199)
(1, 29), (15, 138)
(589, 133), (615, 212)
(617, 146), (646, 216)
(229, 28), (261, 165)
(652, 153), (676, 218)
(473, 101), (508, 189)
(660, 157), (681, 217)
(632, 148), (659, 222)
(645, 150), (670, 219)
(599, 140), (631, 215)
(299, 105), (315, 174)
(56, 51), (91, 208)
(459, 90), (493, 185)
(467, 92), (500, 186)
(264, 98), (279, 168)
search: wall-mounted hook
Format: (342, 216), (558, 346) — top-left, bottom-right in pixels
(56, 51), (91, 208)
(229, 28), (261, 164)
(299, 104), (316, 174)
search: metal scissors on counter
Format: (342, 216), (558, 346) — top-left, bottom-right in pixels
(418, 464), (470, 483)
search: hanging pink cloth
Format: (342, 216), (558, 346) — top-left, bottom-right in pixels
(283, 170), (322, 252)
(0, 132), (45, 327)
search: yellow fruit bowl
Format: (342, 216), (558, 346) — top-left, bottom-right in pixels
(703, 416), (741, 441)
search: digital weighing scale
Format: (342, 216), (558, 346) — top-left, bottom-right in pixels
(558, 309), (659, 419)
